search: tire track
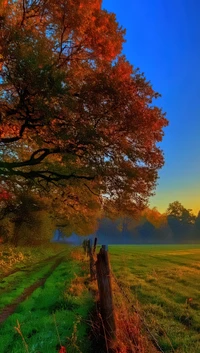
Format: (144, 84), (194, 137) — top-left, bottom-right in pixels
(0, 249), (69, 279)
(0, 256), (65, 325)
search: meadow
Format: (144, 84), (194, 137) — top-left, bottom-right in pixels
(109, 244), (200, 353)
(1, 244), (200, 353)
(0, 245), (94, 353)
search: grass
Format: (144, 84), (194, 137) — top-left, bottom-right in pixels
(0, 248), (94, 353)
(0, 243), (67, 276)
(0, 245), (69, 313)
(3, 244), (199, 352)
(109, 244), (200, 353)
(0, 262), (53, 312)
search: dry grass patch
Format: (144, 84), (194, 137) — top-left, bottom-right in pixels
(68, 274), (87, 297)
(70, 248), (85, 262)
(111, 276), (159, 353)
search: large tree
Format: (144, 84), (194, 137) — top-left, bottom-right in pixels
(0, 0), (168, 219)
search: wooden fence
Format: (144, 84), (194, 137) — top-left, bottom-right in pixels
(83, 239), (116, 350)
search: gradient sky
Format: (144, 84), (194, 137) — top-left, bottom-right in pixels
(103, 0), (200, 214)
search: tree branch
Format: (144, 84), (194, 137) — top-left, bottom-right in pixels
(0, 168), (96, 183)
(21, 0), (26, 26)
(0, 148), (58, 169)
(84, 183), (100, 197)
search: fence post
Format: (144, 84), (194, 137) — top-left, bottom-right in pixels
(96, 245), (116, 349)
(88, 239), (96, 281)
(82, 239), (87, 255)
(87, 239), (90, 257)
(93, 237), (97, 255)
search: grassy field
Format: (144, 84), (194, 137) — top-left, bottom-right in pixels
(1, 244), (200, 353)
(109, 244), (200, 353)
(0, 244), (67, 276)
(0, 246), (94, 353)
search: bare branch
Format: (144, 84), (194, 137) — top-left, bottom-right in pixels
(84, 183), (100, 197)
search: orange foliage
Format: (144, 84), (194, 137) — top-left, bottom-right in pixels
(0, 0), (168, 218)
(142, 207), (167, 228)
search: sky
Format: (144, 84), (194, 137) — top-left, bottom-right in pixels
(102, 0), (200, 215)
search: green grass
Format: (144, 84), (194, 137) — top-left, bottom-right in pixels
(0, 263), (53, 312)
(0, 251), (94, 353)
(0, 243), (68, 276)
(109, 244), (200, 353)
(0, 248), (70, 313)
(4, 244), (199, 352)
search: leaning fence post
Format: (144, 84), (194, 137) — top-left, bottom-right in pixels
(96, 245), (116, 349)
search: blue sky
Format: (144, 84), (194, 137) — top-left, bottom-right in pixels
(103, 0), (200, 214)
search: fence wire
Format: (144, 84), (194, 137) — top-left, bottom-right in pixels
(110, 269), (175, 353)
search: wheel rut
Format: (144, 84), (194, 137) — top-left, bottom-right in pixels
(0, 256), (65, 325)
(0, 250), (68, 279)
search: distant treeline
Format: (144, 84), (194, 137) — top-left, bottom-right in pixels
(96, 202), (200, 244)
(1, 194), (199, 246)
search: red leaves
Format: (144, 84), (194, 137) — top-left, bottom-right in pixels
(59, 347), (67, 353)
(0, 0), (168, 217)
(0, 190), (11, 200)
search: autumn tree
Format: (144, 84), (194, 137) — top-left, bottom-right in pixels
(140, 207), (166, 228)
(0, 188), (44, 245)
(0, 0), (168, 224)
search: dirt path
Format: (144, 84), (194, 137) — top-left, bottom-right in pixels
(0, 249), (69, 279)
(0, 255), (65, 325)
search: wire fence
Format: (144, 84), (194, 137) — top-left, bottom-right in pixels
(84, 240), (175, 353)
(110, 269), (175, 353)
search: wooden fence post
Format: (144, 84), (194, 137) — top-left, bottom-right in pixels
(87, 239), (90, 257)
(82, 239), (87, 255)
(93, 237), (97, 255)
(88, 239), (96, 281)
(96, 245), (116, 349)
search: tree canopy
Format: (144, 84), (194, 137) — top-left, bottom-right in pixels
(0, 0), (168, 219)
(167, 201), (195, 224)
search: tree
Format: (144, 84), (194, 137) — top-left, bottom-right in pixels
(166, 201), (195, 241)
(167, 201), (195, 224)
(193, 211), (200, 240)
(142, 207), (167, 228)
(0, 190), (44, 245)
(0, 0), (168, 219)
